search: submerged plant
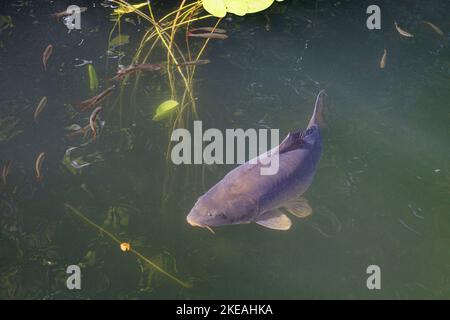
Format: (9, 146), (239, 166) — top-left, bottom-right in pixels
(64, 204), (192, 289)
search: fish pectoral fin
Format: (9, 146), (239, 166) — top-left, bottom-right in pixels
(255, 210), (292, 231)
(284, 197), (312, 218)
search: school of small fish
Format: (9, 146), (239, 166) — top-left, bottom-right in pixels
(23, 6), (225, 185)
(379, 19), (445, 69)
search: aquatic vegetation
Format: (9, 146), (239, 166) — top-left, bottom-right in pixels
(64, 204), (192, 289)
(0, 15), (14, 34)
(0, 116), (23, 144)
(87, 64), (99, 93)
(109, 34), (130, 48)
(153, 100), (179, 121)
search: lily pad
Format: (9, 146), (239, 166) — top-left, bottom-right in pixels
(202, 0), (282, 17)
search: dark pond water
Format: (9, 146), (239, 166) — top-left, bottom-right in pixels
(1, 0), (450, 299)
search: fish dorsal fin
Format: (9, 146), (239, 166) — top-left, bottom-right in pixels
(255, 210), (292, 231)
(284, 197), (312, 218)
(278, 128), (314, 154)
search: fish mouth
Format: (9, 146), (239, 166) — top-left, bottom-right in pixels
(186, 215), (215, 234)
(186, 215), (204, 228)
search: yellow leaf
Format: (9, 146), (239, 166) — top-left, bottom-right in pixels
(224, 0), (248, 16)
(153, 100), (179, 121)
(246, 0), (274, 14)
(202, 0), (227, 18)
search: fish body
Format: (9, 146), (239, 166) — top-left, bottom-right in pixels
(35, 152), (46, 182)
(190, 27), (227, 34)
(75, 85), (115, 111)
(89, 106), (103, 140)
(379, 48), (387, 69)
(2, 160), (12, 185)
(187, 90), (326, 231)
(42, 44), (53, 72)
(176, 59), (211, 67)
(34, 96), (48, 121)
(110, 64), (161, 82)
(50, 7), (87, 19)
(395, 21), (414, 37)
(187, 32), (228, 40)
(422, 20), (444, 36)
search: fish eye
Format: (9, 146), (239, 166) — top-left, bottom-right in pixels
(207, 212), (213, 217)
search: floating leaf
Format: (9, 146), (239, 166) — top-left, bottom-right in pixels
(87, 64), (99, 92)
(202, 0), (282, 17)
(246, 0), (276, 14)
(224, 0), (248, 16)
(109, 34), (130, 48)
(152, 100), (179, 121)
(202, 0), (227, 18)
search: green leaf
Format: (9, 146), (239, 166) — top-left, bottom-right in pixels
(246, 0), (275, 14)
(152, 100), (179, 121)
(109, 34), (130, 48)
(202, 0), (227, 18)
(224, 0), (248, 16)
(87, 64), (99, 92)
(203, 0), (280, 17)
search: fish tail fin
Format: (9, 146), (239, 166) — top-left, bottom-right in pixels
(308, 89), (326, 129)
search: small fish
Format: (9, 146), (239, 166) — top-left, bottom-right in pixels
(65, 124), (82, 131)
(42, 44), (53, 72)
(187, 90), (326, 231)
(89, 106), (103, 140)
(71, 159), (92, 169)
(110, 64), (162, 82)
(66, 124), (91, 140)
(75, 85), (115, 111)
(176, 59), (211, 67)
(73, 59), (92, 67)
(65, 147), (92, 169)
(394, 21), (414, 37)
(2, 160), (12, 185)
(422, 20), (444, 36)
(379, 48), (387, 69)
(50, 7), (87, 19)
(34, 96), (48, 121)
(134, 63), (163, 71)
(187, 32), (228, 40)
(190, 27), (227, 34)
(35, 152), (45, 182)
